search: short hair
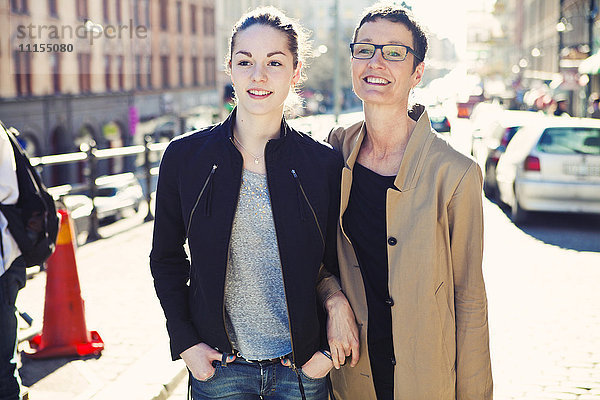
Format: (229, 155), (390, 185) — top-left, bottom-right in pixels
(353, 2), (427, 71)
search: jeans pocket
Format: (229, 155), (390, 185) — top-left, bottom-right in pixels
(299, 367), (328, 382)
(199, 365), (220, 383)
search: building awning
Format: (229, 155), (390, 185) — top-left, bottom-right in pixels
(579, 52), (600, 75)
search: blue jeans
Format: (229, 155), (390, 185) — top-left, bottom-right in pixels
(190, 357), (328, 400)
(0, 256), (26, 400)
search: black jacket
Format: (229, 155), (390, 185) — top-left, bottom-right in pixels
(150, 110), (343, 366)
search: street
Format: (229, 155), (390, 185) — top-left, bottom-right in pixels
(14, 114), (600, 399)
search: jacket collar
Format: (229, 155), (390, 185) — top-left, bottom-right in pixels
(345, 105), (434, 192)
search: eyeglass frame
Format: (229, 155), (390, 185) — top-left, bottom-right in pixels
(349, 42), (423, 62)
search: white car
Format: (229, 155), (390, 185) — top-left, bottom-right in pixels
(496, 117), (600, 223)
(469, 110), (546, 198)
(93, 173), (144, 221)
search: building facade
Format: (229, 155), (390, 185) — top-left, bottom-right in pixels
(1, 0), (217, 185)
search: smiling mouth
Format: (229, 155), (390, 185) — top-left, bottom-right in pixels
(364, 77), (390, 85)
(247, 89), (273, 98)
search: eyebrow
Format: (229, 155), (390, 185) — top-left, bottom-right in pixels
(357, 38), (406, 45)
(234, 50), (287, 57)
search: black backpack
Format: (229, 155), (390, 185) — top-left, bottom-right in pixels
(0, 124), (60, 267)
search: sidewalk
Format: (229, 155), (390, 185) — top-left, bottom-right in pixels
(15, 220), (187, 400)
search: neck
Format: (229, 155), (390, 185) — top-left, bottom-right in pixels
(233, 107), (283, 149)
(362, 102), (416, 156)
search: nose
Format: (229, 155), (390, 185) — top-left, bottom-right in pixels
(367, 48), (386, 69)
(251, 64), (267, 82)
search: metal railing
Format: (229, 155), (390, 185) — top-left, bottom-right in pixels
(31, 135), (169, 242)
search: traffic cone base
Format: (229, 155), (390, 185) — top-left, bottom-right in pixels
(25, 209), (104, 359)
(26, 331), (104, 358)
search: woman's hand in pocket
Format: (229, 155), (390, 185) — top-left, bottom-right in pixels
(180, 343), (235, 381)
(300, 351), (333, 379)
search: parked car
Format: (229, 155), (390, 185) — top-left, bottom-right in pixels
(56, 193), (93, 245)
(496, 117), (600, 223)
(92, 173), (144, 222)
(429, 107), (451, 134)
(470, 110), (546, 198)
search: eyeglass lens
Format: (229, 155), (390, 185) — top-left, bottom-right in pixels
(352, 43), (408, 61)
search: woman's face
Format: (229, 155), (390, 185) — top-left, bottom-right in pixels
(230, 24), (301, 118)
(351, 19), (423, 107)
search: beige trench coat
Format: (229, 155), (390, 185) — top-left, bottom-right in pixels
(324, 109), (493, 400)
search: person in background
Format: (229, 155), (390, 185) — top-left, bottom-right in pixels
(553, 95), (570, 117)
(322, 3), (493, 399)
(0, 123), (27, 400)
(589, 93), (600, 119)
(150, 7), (344, 400)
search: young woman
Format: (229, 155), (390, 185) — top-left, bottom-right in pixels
(150, 7), (343, 400)
(323, 3), (493, 399)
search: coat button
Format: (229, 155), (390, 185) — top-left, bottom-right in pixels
(385, 297), (394, 306)
(354, 264), (360, 268)
(387, 237), (397, 246)
(391, 355), (396, 366)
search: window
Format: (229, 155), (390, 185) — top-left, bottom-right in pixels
(49, 0), (57, 17)
(103, 0), (109, 22)
(11, 0), (28, 13)
(116, 0), (122, 24)
(136, 55), (142, 89)
(117, 55), (124, 90)
(105, 55), (112, 91)
(190, 4), (197, 34)
(537, 128), (600, 155)
(76, 0), (88, 19)
(204, 56), (215, 87)
(133, 0), (139, 27)
(14, 50), (32, 96)
(203, 7), (214, 35)
(50, 53), (61, 93)
(160, 0), (168, 31)
(78, 53), (91, 93)
(161, 56), (169, 88)
(144, 0), (150, 29)
(177, 1), (182, 33)
(178, 56), (184, 86)
(191, 56), (198, 86)
(146, 56), (152, 88)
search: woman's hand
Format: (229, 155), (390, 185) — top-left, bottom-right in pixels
(180, 343), (235, 381)
(300, 351), (333, 379)
(324, 291), (360, 369)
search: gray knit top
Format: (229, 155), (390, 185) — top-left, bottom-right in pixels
(223, 169), (292, 360)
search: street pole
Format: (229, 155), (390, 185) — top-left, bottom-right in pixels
(559, 0), (564, 73)
(333, 0), (341, 123)
(588, 0), (595, 104)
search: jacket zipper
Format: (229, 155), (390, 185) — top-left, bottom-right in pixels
(186, 164), (217, 238)
(262, 160), (297, 369)
(221, 161), (242, 356)
(291, 169), (325, 248)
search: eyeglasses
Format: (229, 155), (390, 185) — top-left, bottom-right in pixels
(349, 42), (422, 62)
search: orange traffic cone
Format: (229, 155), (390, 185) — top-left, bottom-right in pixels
(25, 209), (104, 358)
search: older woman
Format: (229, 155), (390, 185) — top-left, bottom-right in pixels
(323, 3), (493, 399)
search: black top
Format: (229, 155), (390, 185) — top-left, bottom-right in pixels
(343, 162), (396, 399)
(150, 109), (343, 366)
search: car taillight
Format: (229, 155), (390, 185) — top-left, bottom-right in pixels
(524, 155), (540, 172)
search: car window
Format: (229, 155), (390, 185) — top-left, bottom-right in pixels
(537, 127), (600, 155)
(97, 187), (118, 197)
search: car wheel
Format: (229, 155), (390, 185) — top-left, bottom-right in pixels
(511, 187), (528, 224)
